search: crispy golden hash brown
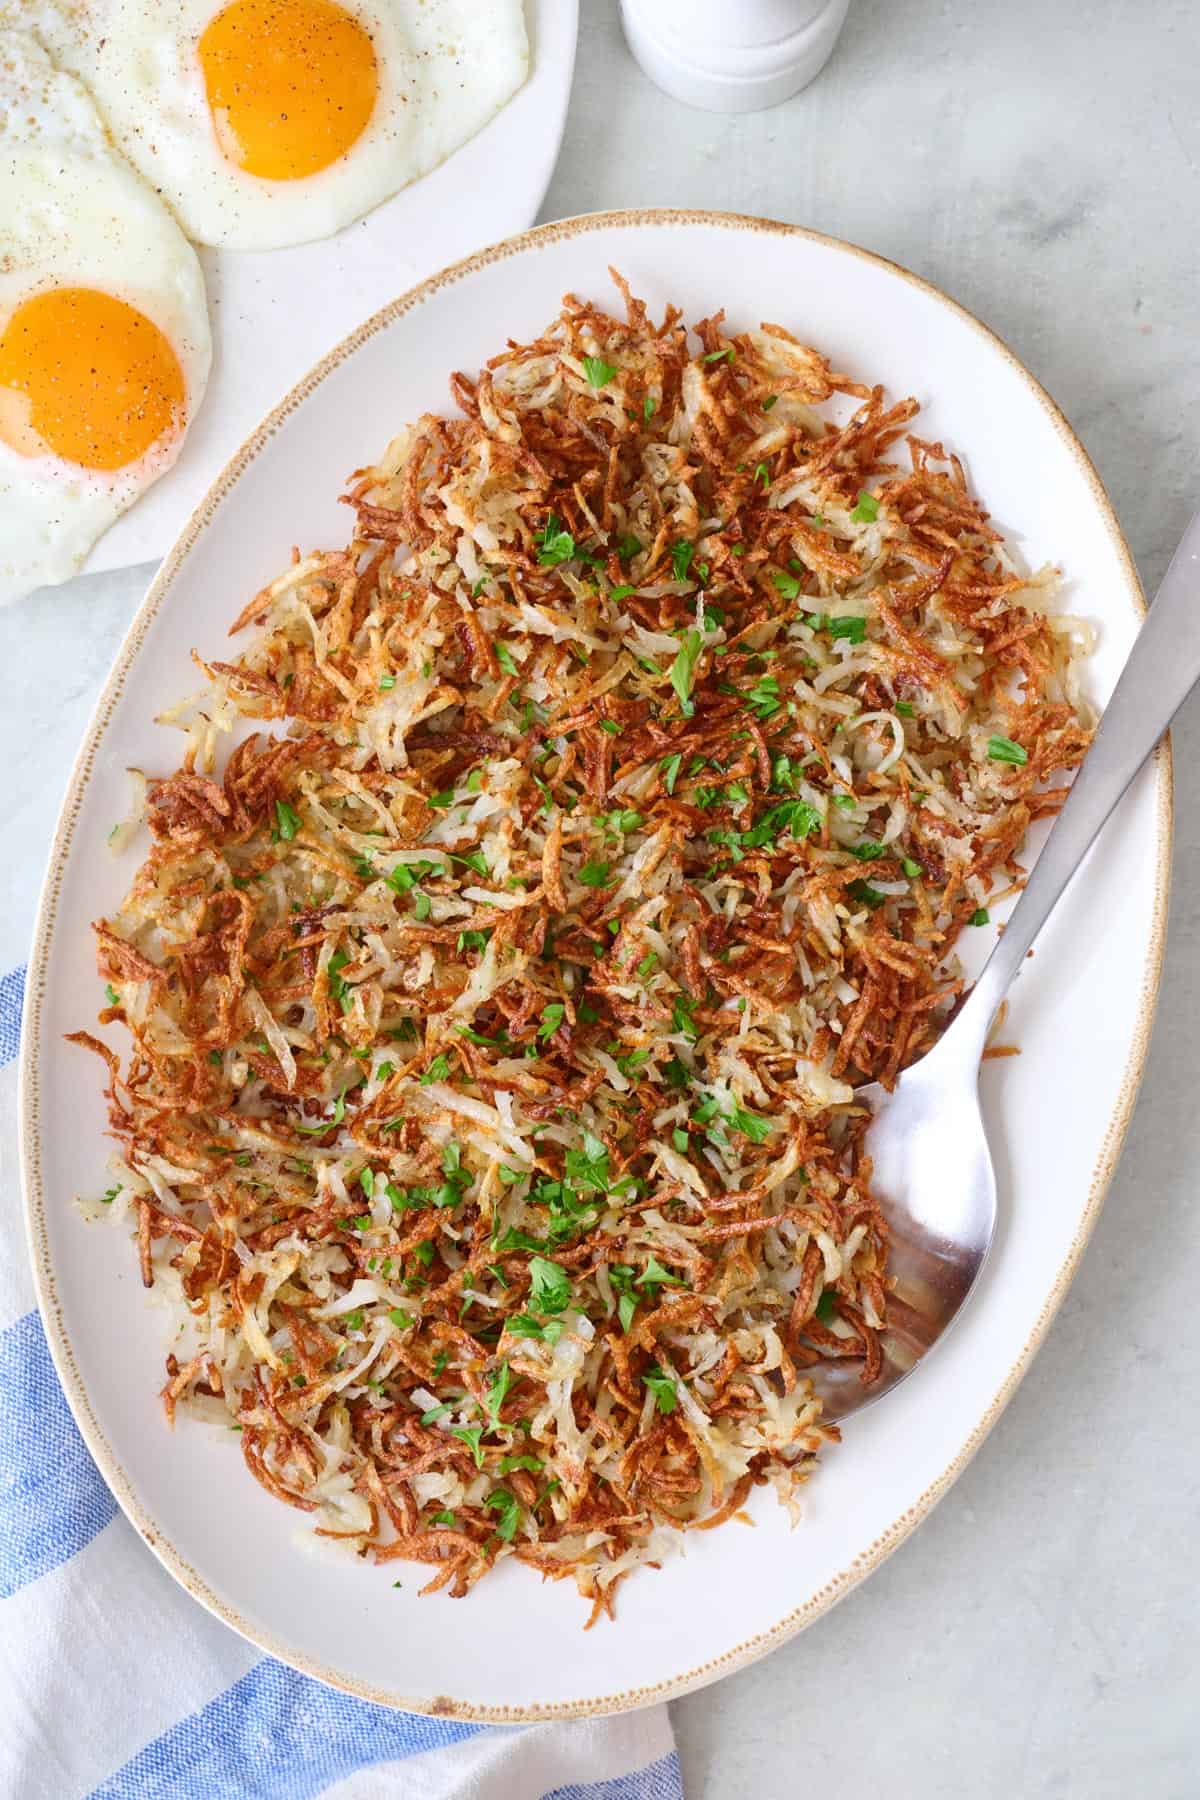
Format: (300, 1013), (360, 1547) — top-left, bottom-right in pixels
(74, 274), (1092, 1619)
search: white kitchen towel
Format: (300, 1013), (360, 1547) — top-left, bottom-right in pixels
(0, 965), (682, 1800)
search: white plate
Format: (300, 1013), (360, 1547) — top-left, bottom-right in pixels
(23, 211), (1171, 1720)
(84, 0), (578, 577)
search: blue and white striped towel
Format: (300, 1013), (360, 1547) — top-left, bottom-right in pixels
(0, 966), (682, 1800)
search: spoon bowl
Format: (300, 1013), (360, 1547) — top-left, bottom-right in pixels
(812, 1030), (997, 1420)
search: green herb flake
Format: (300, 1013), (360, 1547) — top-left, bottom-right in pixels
(729, 1104), (774, 1144)
(535, 514), (576, 567)
(642, 1365), (678, 1414)
(847, 880), (886, 911)
(661, 751), (684, 796)
(970, 907), (991, 927)
(895, 700), (915, 717)
(582, 355), (618, 389)
(273, 800), (301, 841)
(486, 1487), (521, 1541)
(495, 643), (519, 678)
(528, 1255), (573, 1316)
(850, 490), (880, 524)
(772, 569), (802, 602)
(450, 1425), (486, 1468)
(485, 1359), (512, 1428)
(987, 735), (1028, 766)
(828, 615), (868, 644)
(669, 629), (703, 717)
(420, 1053), (452, 1086)
(701, 346), (734, 364)
(378, 674), (396, 691)
(538, 1002), (566, 1041)
(578, 860), (612, 888)
(814, 1287), (838, 1324)
(671, 540), (696, 583)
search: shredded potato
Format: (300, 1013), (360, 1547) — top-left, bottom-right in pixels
(73, 277), (1091, 1619)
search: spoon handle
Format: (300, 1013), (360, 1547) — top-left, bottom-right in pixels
(959, 505), (1200, 1042)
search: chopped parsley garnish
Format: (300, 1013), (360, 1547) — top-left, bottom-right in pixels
(814, 1287), (838, 1324)
(849, 840), (888, 861)
(970, 907), (991, 926)
(577, 860), (612, 888)
(273, 800), (301, 841)
(642, 1366), (678, 1413)
(847, 880), (886, 910)
(507, 1312), (564, 1345)
(528, 1255), (573, 1315)
(772, 569), (802, 601)
(485, 1359), (512, 1427)
(701, 346), (734, 364)
(538, 1002), (565, 1040)
(104, 983), (120, 1007)
(564, 1130), (610, 1193)
(420, 1054), (452, 1086)
(828, 615), (868, 644)
(643, 396), (656, 421)
(728, 1104), (774, 1144)
(670, 540), (696, 582)
(850, 490), (880, 523)
(495, 642), (519, 677)
(987, 735), (1027, 766)
(637, 1254), (686, 1295)
(486, 1487), (521, 1541)
(761, 394), (778, 410)
(895, 700), (915, 717)
(661, 751), (683, 795)
(535, 514), (576, 566)
(753, 461), (771, 489)
(582, 355), (618, 389)
(616, 532), (642, 561)
(671, 992), (699, 1042)
(670, 629), (703, 717)
(450, 1425), (486, 1468)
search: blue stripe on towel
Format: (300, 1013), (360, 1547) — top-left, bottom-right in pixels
(0, 1309), (118, 1597)
(542, 1753), (685, 1800)
(90, 1657), (483, 1799)
(0, 964), (25, 1066)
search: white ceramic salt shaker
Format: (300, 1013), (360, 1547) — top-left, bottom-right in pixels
(620, 0), (851, 115)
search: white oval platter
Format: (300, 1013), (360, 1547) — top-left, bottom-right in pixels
(23, 210), (1170, 1719)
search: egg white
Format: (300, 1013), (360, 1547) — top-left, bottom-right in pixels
(10, 0), (529, 251)
(0, 30), (211, 606)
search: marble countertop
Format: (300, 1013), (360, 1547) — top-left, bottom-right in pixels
(2, 1), (1197, 1793)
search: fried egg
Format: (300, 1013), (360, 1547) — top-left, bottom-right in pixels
(11, 0), (529, 250)
(0, 31), (211, 604)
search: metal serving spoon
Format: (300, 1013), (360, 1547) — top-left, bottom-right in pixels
(812, 508), (1200, 1421)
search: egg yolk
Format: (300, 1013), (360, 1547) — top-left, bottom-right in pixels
(199, 0), (379, 181)
(0, 288), (186, 473)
